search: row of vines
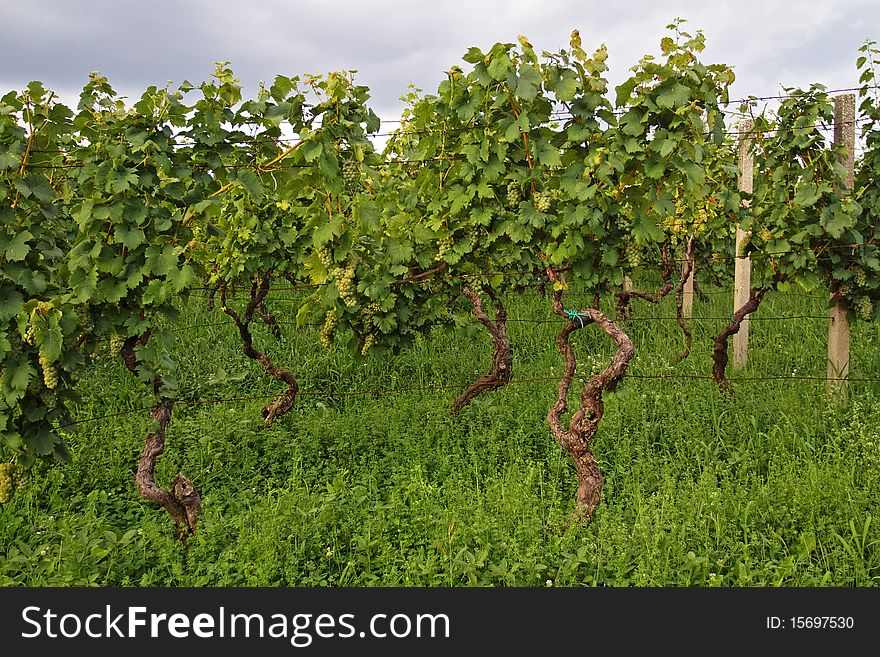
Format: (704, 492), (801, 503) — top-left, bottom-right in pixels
(2, 22), (879, 539)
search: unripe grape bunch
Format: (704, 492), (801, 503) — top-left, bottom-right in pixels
(332, 264), (358, 308)
(109, 333), (125, 357)
(852, 266), (867, 289)
(855, 295), (874, 322)
(317, 246), (334, 269)
(0, 462), (28, 504)
(435, 236), (454, 262)
(39, 352), (58, 390)
(534, 191), (552, 213)
(320, 307), (337, 349)
(506, 181), (522, 208)
(623, 241), (641, 268)
(342, 160), (360, 188)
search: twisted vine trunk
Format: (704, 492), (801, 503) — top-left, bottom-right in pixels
(546, 269), (634, 521)
(711, 286), (768, 395)
(674, 237), (695, 362)
(256, 299), (282, 339)
(121, 336), (201, 542)
(136, 399), (201, 541)
(615, 242), (675, 320)
(451, 285), (512, 413)
(221, 272), (298, 426)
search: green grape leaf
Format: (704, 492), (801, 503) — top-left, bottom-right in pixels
(237, 169), (263, 200)
(0, 286), (23, 322)
(114, 224), (145, 250)
(656, 82), (690, 109)
(3, 230), (32, 261)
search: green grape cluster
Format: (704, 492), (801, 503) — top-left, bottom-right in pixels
(435, 237), (454, 262)
(855, 295), (874, 321)
(39, 352), (58, 390)
(852, 266), (867, 288)
(342, 160), (360, 188)
(320, 308), (337, 349)
(506, 181), (522, 208)
(534, 191), (552, 212)
(838, 282), (853, 298)
(623, 241), (641, 268)
(317, 246), (333, 269)
(360, 300), (381, 355)
(109, 333), (125, 357)
(332, 264), (358, 307)
(465, 226), (480, 249)
(24, 324), (37, 345)
(758, 227), (773, 243)
(0, 462), (28, 504)
(38, 388), (56, 410)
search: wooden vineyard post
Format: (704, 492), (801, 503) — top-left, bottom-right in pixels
(827, 94), (856, 403)
(623, 274), (633, 292)
(733, 120), (754, 368)
(682, 262), (694, 318)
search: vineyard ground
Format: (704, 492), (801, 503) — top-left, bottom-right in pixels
(2, 279), (879, 586)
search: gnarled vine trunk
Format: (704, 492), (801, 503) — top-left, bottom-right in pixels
(546, 269), (634, 521)
(451, 285), (512, 413)
(221, 271), (298, 426)
(711, 286), (768, 395)
(136, 399), (201, 541)
(615, 242), (675, 320)
(121, 336), (201, 542)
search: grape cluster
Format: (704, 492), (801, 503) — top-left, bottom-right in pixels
(39, 352), (58, 390)
(759, 227), (773, 243)
(506, 181), (522, 208)
(852, 266), (867, 288)
(360, 301), (381, 355)
(695, 207), (709, 233)
(320, 308), (337, 349)
(0, 462), (28, 504)
(534, 191), (552, 212)
(623, 241), (641, 268)
(465, 226), (481, 250)
(109, 333), (125, 357)
(24, 324), (37, 345)
(435, 237), (454, 262)
(342, 160), (360, 190)
(317, 246), (334, 269)
(333, 264), (358, 308)
(838, 282), (853, 298)
(855, 295), (874, 322)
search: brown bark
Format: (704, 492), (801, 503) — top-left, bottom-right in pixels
(615, 242), (675, 320)
(256, 300), (282, 339)
(546, 268), (634, 522)
(674, 237), (695, 363)
(135, 399), (201, 542)
(120, 335), (201, 542)
(221, 273), (298, 427)
(711, 286), (768, 395)
(451, 285), (512, 413)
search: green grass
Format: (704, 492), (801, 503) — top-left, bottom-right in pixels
(2, 280), (879, 586)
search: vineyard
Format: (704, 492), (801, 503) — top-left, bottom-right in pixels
(1, 24), (880, 586)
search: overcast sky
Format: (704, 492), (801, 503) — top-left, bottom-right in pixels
(2, 0), (877, 132)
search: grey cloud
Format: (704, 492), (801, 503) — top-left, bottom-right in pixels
(0, 0), (876, 123)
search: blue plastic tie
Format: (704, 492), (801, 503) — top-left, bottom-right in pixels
(564, 308), (585, 328)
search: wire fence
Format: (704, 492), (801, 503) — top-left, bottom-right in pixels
(59, 366), (880, 432)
